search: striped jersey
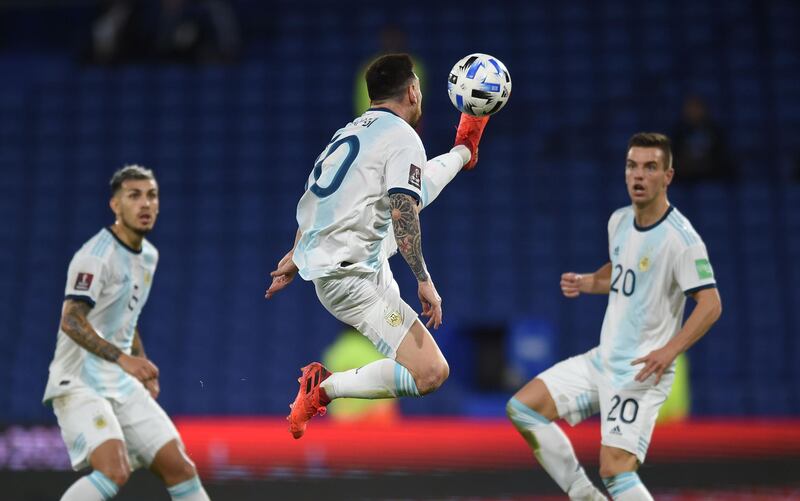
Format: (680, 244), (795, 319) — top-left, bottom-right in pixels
(43, 228), (158, 403)
(595, 206), (716, 386)
(293, 108), (426, 280)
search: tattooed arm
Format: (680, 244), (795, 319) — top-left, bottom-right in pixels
(61, 299), (123, 362)
(390, 193), (429, 282)
(390, 193), (443, 328)
(60, 299), (159, 382)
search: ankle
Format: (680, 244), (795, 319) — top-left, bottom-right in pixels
(319, 387), (331, 405)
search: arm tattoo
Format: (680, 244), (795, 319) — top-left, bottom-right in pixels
(131, 328), (146, 358)
(390, 193), (429, 282)
(60, 300), (123, 362)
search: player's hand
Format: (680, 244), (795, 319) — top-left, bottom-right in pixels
(143, 377), (160, 399)
(560, 272), (585, 298)
(118, 353), (159, 383)
(265, 251), (299, 299)
(418, 280), (443, 329)
(631, 345), (679, 384)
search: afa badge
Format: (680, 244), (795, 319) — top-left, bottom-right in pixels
(385, 310), (402, 327)
(639, 256), (650, 272)
(93, 414), (107, 430)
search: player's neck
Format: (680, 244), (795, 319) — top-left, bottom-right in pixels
(369, 100), (413, 124)
(633, 197), (670, 228)
(111, 222), (143, 251)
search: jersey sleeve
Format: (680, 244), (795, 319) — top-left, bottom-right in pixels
(607, 208), (627, 259)
(64, 253), (107, 307)
(674, 242), (717, 295)
(385, 133), (425, 204)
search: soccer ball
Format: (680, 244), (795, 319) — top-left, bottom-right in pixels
(447, 53), (512, 116)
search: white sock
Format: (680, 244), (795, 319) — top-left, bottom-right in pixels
(321, 358), (420, 399)
(602, 472), (653, 500)
(507, 398), (605, 500)
(420, 149), (466, 208)
(167, 476), (210, 500)
(62, 471), (119, 501)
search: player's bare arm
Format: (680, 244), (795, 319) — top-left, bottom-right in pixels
(60, 298), (159, 382)
(133, 327), (160, 398)
(265, 229), (302, 299)
(131, 327), (146, 357)
(390, 192), (443, 328)
(61, 299), (123, 361)
(560, 262), (612, 297)
(390, 193), (428, 282)
(632, 287), (722, 383)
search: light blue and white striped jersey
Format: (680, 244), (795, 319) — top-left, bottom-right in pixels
(293, 108), (426, 280)
(43, 228), (158, 403)
(595, 206), (716, 387)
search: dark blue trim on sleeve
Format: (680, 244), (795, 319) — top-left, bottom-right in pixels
(65, 294), (96, 308)
(388, 187), (422, 205)
(684, 283), (717, 297)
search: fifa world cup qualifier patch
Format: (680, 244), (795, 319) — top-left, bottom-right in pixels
(408, 164), (421, 189)
(695, 259), (713, 280)
(74, 272), (94, 291)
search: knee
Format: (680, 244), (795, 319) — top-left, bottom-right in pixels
(162, 458), (198, 485)
(175, 460), (198, 482)
(599, 448), (638, 479)
(415, 359), (449, 395)
(99, 465), (130, 487)
(508, 379), (559, 422)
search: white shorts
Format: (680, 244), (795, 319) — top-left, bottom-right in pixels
(537, 347), (673, 463)
(313, 261), (417, 359)
(52, 384), (180, 471)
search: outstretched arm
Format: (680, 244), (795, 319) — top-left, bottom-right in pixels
(560, 262), (613, 297)
(60, 299), (159, 382)
(632, 287), (722, 383)
(419, 147), (471, 209)
(390, 193), (442, 329)
(265, 229), (302, 299)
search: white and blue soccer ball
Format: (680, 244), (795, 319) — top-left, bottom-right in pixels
(447, 53), (512, 116)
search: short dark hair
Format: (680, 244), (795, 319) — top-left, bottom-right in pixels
(365, 53), (415, 102)
(110, 165), (156, 196)
(628, 132), (673, 170)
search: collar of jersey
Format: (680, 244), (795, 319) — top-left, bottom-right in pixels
(104, 226), (143, 254)
(633, 205), (674, 232)
(367, 107), (400, 118)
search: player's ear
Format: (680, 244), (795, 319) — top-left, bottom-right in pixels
(109, 195), (119, 216)
(665, 166), (675, 186)
(407, 82), (418, 105)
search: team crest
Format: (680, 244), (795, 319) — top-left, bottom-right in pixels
(74, 272), (94, 291)
(639, 256), (650, 272)
(408, 164), (421, 189)
(144, 271), (152, 285)
(385, 310), (402, 327)
(93, 414), (107, 429)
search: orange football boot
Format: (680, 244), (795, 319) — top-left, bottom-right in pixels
(287, 362), (331, 439)
(454, 113), (490, 170)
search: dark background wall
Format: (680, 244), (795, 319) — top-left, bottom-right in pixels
(0, 0), (798, 423)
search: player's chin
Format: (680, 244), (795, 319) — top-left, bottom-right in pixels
(133, 223), (155, 235)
